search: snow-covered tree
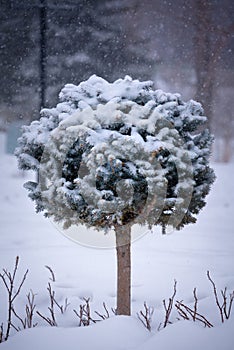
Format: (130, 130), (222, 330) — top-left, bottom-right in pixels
(15, 75), (215, 315)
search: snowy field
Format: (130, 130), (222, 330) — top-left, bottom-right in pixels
(0, 131), (234, 349)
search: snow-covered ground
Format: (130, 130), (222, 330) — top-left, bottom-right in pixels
(0, 131), (234, 349)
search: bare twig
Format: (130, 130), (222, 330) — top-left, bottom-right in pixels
(193, 288), (198, 322)
(111, 307), (117, 315)
(36, 283), (60, 326)
(26, 290), (38, 328)
(45, 266), (56, 282)
(175, 282), (213, 328)
(45, 265), (69, 315)
(8, 322), (19, 332)
(175, 300), (190, 320)
(0, 323), (4, 343)
(73, 298), (98, 326)
(11, 308), (25, 330)
(95, 302), (111, 320)
(73, 308), (82, 326)
(11, 290), (38, 330)
(102, 302), (110, 318)
(175, 300), (213, 328)
(137, 302), (154, 331)
(162, 280), (177, 328)
(52, 295), (70, 314)
(221, 288), (234, 320)
(206, 271), (234, 322)
(207, 271), (224, 323)
(36, 310), (55, 326)
(0, 256), (29, 341)
(47, 283), (57, 326)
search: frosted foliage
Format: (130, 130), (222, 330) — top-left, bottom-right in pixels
(15, 75), (215, 231)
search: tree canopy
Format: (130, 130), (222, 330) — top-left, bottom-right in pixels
(16, 75), (215, 233)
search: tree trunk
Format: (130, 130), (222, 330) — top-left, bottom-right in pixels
(222, 136), (231, 163)
(194, 0), (214, 130)
(39, 0), (47, 111)
(115, 224), (131, 315)
(193, 1), (233, 132)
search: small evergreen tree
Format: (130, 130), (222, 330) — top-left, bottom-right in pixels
(16, 75), (215, 315)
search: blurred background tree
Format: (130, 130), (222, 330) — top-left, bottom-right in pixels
(0, 0), (233, 161)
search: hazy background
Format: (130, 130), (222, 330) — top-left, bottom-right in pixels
(0, 0), (233, 161)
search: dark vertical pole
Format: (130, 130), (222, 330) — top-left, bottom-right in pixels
(38, 0), (47, 183)
(39, 0), (47, 111)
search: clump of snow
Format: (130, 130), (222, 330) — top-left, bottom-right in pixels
(59, 75), (154, 108)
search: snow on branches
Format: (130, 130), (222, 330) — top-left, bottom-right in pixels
(15, 75), (215, 232)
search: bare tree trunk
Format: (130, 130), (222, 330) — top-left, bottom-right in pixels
(193, 1), (234, 132)
(39, 0), (47, 111)
(222, 136), (231, 163)
(194, 0), (214, 129)
(115, 224), (131, 315)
